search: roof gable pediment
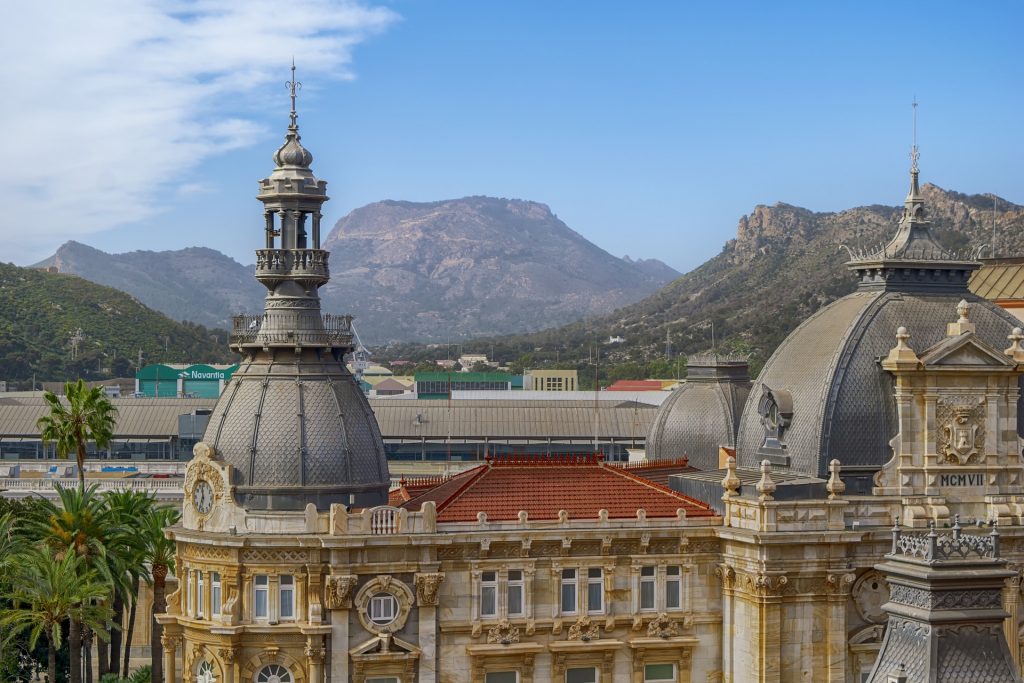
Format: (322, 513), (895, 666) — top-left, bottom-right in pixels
(918, 333), (1014, 368)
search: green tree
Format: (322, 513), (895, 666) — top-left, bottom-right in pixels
(37, 379), (118, 491)
(102, 490), (155, 679)
(143, 506), (179, 683)
(0, 548), (112, 683)
(25, 485), (122, 683)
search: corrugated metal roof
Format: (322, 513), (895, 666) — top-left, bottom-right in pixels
(970, 263), (1024, 300)
(370, 399), (657, 439)
(0, 397), (215, 437)
(0, 397), (657, 441)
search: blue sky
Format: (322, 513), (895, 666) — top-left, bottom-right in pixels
(3, 1), (1021, 273)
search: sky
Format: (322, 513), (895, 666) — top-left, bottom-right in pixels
(1, 1), (1022, 273)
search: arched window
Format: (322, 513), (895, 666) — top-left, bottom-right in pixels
(255, 664), (293, 683)
(196, 660), (217, 683)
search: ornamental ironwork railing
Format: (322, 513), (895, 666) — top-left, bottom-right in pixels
(230, 313), (353, 347)
(889, 515), (999, 563)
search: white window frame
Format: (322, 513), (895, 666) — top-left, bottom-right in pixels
(561, 568), (578, 616)
(665, 566), (682, 610)
(279, 574), (295, 620)
(480, 570), (498, 618)
(507, 569), (524, 617)
(586, 567), (604, 615)
(643, 662), (676, 683)
(254, 574), (269, 620)
(196, 571), (205, 618)
(369, 593), (398, 625)
(211, 572), (221, 617)
(639, 566), (657, 612)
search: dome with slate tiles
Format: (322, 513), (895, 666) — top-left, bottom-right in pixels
(201, 67), (389, 511)
(645, 355), (751, 471)
(735, 161), (1023, 493)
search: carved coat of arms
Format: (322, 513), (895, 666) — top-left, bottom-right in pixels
(937, 399), (985, 466)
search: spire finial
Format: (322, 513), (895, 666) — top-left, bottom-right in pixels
(287, 59), (302, 130)
(910, 97), (920, 174)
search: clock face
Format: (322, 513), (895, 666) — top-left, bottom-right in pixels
(193, 480), (214, 514)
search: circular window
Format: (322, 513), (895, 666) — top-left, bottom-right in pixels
(255, 664), (292, 683)
(368, 592), (399, 625)
(196, 660), (217, 683)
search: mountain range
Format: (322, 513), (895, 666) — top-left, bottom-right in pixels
(398, 184), (1023, 377)
(37, 197), (679, 342)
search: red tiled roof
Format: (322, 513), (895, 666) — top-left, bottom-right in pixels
(610, 457), (694, 486)
(398, 454), (714, 522)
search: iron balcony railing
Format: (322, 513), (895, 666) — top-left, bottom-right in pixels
(230, 313), (354, 348)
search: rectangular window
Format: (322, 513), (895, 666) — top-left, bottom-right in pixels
(254, 574), (269, 619)
(507, 569), (524, 616)
(586, 567), (604, 614)
(666, 566), (681, 610)
(481, 570), (498, 617)
(196, 572), (205, 618)
(369, 594), (397, 623)
(640, 566), (656, 611)
(566, 667), (598, 683)
(486, 672), (519, 683)
(561, 568), (578, 615)
(644, 663), (676, 683)
(211, 572), (221, 617)
(279, 574), (295, 620)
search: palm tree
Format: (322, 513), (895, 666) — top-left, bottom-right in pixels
(0, 547), (112, 683)
(37, 379), (118, 491)
(143, 505), (179, 683)
(102, 489), (155, 679)
(25, 484), (123, 683)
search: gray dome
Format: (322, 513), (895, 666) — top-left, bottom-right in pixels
(645, 356), (751, 470)
(204, 350), (389, 511)
(735, 289), (1024, 490)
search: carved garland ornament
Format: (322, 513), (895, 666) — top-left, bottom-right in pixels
(567, 616), (601, 642)
(487, 620), (520, 645)
(936, 396), (986, 465)
(647, 613), (682, 639)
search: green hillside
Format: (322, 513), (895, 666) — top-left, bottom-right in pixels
(0, 262), (233, 384)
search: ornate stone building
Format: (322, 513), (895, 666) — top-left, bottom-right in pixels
(158, 76), (1024, 683)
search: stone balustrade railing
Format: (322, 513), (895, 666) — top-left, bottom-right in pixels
(889, 515), (999, 563)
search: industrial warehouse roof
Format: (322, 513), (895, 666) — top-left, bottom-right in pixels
(970, 258), (1024, 301)
(370, 398), (657, 440)
(394, 454), (713, 522)
(0, 396), (658, 441)
(0, 396), (215, 437)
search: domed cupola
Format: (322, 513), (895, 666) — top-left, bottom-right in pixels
(199, 65), (389, 511)
(645, 354), (751, 470)
(734, 111), (1022, 493)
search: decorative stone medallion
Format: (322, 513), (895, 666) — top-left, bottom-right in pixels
(937, 397), (985, 465)
(852, 570), (890, 624)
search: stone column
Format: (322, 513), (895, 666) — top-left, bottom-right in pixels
(159, 632), (179, 683)
(217, 647), (236, 683)
(306, 638), (326, 683)
(715, 564), (735, 683)
(1005, 566), (1022, 669)
(330, 613), (349, 683)
(415, 573), (444, 683)
(754, 573), (787, 683)
(825, 573), (854, 683)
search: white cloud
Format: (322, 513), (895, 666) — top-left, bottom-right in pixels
(0, 0), (397, 258)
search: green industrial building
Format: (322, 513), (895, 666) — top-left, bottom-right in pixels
(135, 363), (239, 398)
